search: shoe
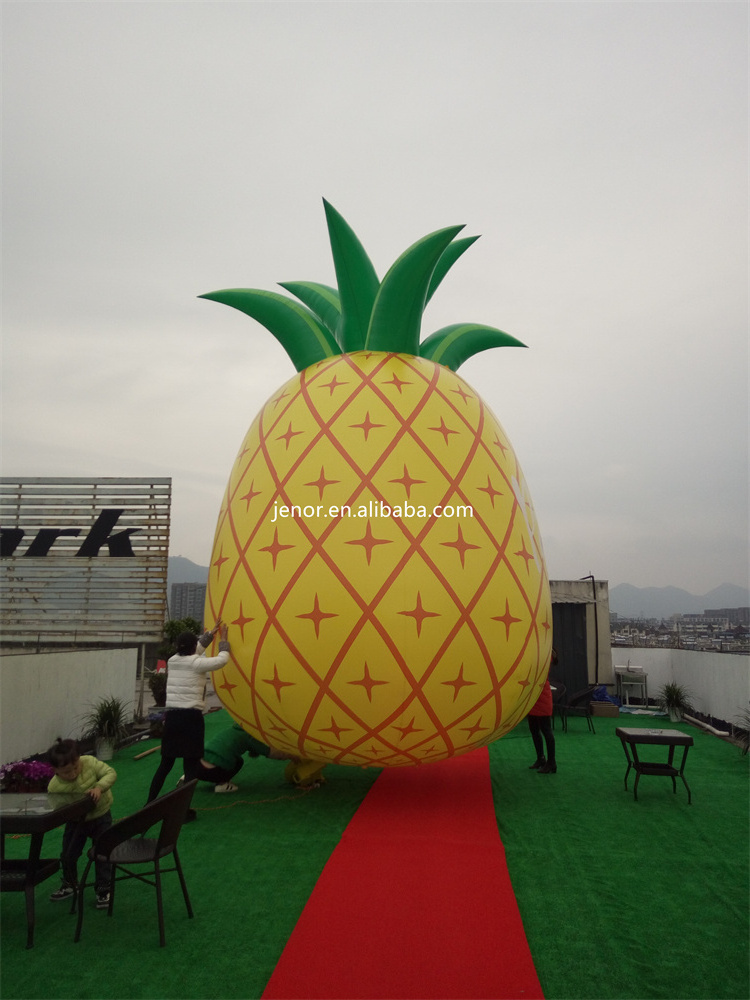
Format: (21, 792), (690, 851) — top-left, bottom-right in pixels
(538, 762), (557, 773)
(214, 781), (239, 793)
(49, 883), (75, 902)
(95, 891), (111, 910)
(175, 775), (185, 789)
(529, 758), (546, 769)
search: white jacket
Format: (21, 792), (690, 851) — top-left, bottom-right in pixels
(165, 633), (230, 711)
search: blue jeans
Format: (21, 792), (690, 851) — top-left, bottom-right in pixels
(61, 811), (112, 892)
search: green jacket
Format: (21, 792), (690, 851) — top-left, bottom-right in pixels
(204, 724), (269, 771)
(47, 755), (116, 821)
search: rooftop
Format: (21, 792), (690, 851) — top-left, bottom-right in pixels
(2, 710), (748, 999)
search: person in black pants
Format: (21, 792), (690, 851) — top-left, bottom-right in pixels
(527, 656), (557, 774)
(147, 622), (230, 807)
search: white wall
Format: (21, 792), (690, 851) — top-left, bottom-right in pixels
(611, 648), (750, 725)
(0, 648), (138, 764)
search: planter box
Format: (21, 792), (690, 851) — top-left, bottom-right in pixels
(591, 701), (619, 718)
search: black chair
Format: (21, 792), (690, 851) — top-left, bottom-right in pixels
(74, 779), (198, 947)
(550, 682), (567, 732)
(564, 686), (597, 733)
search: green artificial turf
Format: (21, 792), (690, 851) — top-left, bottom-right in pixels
(2, 711), (748, 1000)
(490, 716), (750, 1000)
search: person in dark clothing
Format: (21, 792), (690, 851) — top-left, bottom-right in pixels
(527, 649), (557, 774)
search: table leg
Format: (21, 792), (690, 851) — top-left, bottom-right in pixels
(678, 746), (692, 805)
(22, 832), (45, 949)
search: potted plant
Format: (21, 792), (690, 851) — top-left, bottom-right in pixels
(147, 669), (168, 707)
(80, 696), (131, 761)
(657, 681), (693, 723)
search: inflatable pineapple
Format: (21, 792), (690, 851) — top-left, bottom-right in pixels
(202, 201), (551, 767)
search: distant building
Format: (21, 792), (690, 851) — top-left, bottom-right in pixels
(704, 607), (749, 626)
(170, 583), (207, 624)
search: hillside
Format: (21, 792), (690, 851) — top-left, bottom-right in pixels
(167, 555), (209, 592)
(609, 582), (750, 619)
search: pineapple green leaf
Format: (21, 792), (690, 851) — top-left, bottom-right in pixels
(419, 323), (526, 372)
(323, 199), (380, 354)
(279, 281), (342, 341)
(366, 225), (465, 356)
(199, 288), (341, 372)
(425, 235), (480, 306)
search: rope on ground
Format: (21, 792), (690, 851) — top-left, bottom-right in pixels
(196, 786), (317, 810)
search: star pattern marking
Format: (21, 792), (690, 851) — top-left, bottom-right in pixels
(231, 603), (255, 640)
(514, 540), (535, 573)
(348, 662), (389, 702)
(389, 465), (426, 499)
(398, 592), (440, 637)
(477, 476), (503, 507)
(297, 594), (338, 637)
(262, 665), (296, 702)
(319, 717), (353, 742)
(277, 422), (304, 450)
(259, 528), (295, 570)
(492, 599), (522, 640)
(442, 663), (476, 702)
(428, 417), (459, 445)
(441, 525), (481, 568)
(350, 412), (385, 440)
(304, 466), (340, 500)
(346, 521), (392, 565)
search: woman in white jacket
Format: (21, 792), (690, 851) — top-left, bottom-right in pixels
(147, 621), (230, 806)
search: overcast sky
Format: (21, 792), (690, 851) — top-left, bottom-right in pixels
(2, 1), (747, 594)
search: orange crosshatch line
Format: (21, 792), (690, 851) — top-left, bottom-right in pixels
(206, 354), (551, 764)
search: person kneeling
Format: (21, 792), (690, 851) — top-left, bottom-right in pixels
(187, 723), (298, 792)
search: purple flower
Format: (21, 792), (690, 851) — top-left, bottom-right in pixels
(0, 759), (55, 783)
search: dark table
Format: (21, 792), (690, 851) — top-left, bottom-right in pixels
(1, 791), (91, 947)
(615, 727), (694, 805)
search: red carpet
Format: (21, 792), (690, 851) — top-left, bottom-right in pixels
(262, 747), (543, 1000)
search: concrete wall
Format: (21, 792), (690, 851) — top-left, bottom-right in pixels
(611, 647), (749, 726)
(0, 648), (138, 765)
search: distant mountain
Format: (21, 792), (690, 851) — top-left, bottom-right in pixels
(167, 556), (209, 592)
(609, 582), (750, 620)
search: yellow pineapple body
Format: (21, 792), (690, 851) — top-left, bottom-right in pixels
(206, 352), (551, 767)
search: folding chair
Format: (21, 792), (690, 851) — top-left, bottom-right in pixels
(564, 686), (597, 733)
(74, 779), (197, 947)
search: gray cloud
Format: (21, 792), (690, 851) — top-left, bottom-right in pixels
(2, 1), (747, 593)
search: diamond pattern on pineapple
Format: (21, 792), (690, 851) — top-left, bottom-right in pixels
(207, 353), (551, 766)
